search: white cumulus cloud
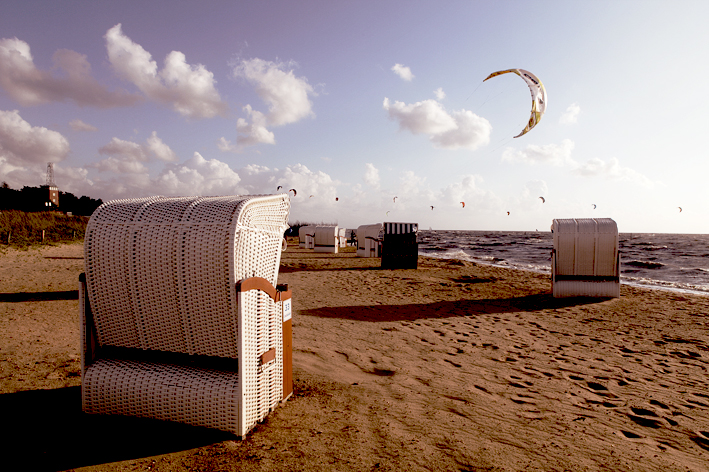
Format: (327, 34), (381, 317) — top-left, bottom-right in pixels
(398, 170), (428, 197)
(105, 24), (227, 119)
(391, 63), (414, 81)
(501, 139), (576, 166)
(219, 105), (276, 152)
(236, 105), (276, 146)
(434, 87), (446, 100)
(560, 103), (580, 125)
(226, 58), (316, 149)
(383, 98), (491, 150)
(99, 137), (148, 162)
(94, 132), (178, 173)
(0, 109), (70, 166)
(439, 174), (486, 205)
(69, 119), (98, 132)
(153, 152), (242, 195)
(364, 163), (380, 188)
(146, 131), (178, 162)
(232, 58), (315, 126)
(573, 157), (655, 187)
(522, 180), (549, 200)
(0, 37), (140, 107)
(91, 156), (148, 174)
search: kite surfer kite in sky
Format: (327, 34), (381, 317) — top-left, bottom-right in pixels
(484, 68), (547, 138)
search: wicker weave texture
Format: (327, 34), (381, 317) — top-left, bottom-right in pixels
(82, 358), (241, 433)
(84, 195), (289, 355)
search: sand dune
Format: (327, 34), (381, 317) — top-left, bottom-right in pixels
(1, 241), (708, 471)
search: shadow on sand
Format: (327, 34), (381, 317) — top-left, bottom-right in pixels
(0, 290), (78, 302)
(1, 386), (232, 471)
(299, 293), (606, 322)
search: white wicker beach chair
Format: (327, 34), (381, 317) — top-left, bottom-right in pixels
(298, 225), (314, 248)
(314, 225), (339, 253)
(551, 218), (620, 298)
(79, 195), (292, 437)
(356, 223), (383, 258)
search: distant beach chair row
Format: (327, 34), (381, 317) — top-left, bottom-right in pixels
(348, 218), (620, 298)
(297, 222), (420, 270)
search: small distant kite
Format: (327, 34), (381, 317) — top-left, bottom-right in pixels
(335, 197), (339, 201)
(277, 185), (282, 191)
(386, 211), (390, 216)
(592, 204), (597, 209)
(309, 195), (314, 198)
(539, 196), (545, 203)
(679, 207), (683, 212)
(393, 196), (398, 202)
(430, 206), (435, 210)
(483, 68), (547, 138)
(460, 202), (465, 208)
(507, 211), (510, 215)
(289, 188), (297, 196)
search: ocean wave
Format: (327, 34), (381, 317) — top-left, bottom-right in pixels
(420, 248), (708, 296)
(681, 267), (709, 273)
(624, 260), (665, 269)
(621, 275), (709, 295)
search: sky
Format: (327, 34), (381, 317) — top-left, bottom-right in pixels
(0, 0), (707, 233)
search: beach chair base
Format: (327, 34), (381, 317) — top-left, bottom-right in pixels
(552, 280), (620, 298)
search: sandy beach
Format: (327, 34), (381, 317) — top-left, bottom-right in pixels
(2, 240), (709, 471)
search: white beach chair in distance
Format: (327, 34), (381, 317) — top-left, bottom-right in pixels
(79, 195), (292, 437)
(356, 223), (383, 257)
(298, 225), (315, 248)
(314, 225), (339, 253)
(551, 218), (620, 298)
(337, 227), (346, 248)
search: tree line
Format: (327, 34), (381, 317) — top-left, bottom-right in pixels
(0, 182), (103, 216)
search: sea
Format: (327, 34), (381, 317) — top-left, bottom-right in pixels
(417, 231), (709, 296)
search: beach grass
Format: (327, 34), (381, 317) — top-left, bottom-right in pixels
(0, 210), (88, 248)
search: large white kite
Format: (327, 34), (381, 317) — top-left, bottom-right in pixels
(484, 69), (547, 138)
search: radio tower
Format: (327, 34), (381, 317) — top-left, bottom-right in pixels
(43, 162), (59, 208)
(46, 162), (55, 186)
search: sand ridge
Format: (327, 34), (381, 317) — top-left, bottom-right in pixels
(1, 241), (708, 471)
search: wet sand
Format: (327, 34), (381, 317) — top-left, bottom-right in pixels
(1, 240), (708, 471)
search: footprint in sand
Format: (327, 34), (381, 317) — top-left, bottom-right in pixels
(690, 431), (709, 451)
(649, 399), (670, 410)
(627, 407), (664, 429)
(510, 393), (536, 405)
(586, 399), (621, 408)
(616, 430), (663, 449)
(585, 380), (616, 397)
(507, 375), (533, 389)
